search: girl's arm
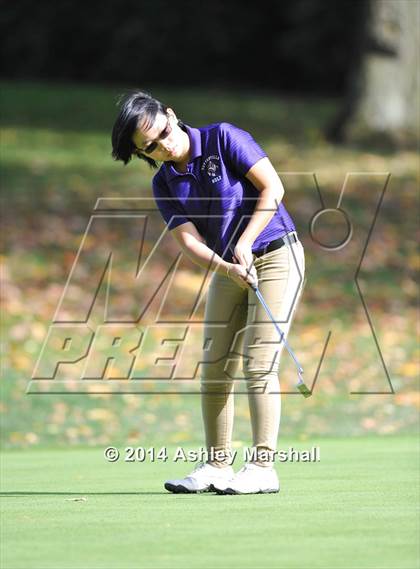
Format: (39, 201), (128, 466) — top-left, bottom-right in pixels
(231, 157), (284, 270)
(240, 157), (285, 245)
(170, 221), (254, 288)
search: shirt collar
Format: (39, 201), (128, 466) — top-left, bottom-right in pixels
(164, 124), (202, 181)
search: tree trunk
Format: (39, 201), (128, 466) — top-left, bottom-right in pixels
(327, 0), (419, 146)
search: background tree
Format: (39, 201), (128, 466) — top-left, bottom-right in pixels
(327, 0), (419, 146)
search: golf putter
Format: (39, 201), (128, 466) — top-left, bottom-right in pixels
(229, 247), (311, 397)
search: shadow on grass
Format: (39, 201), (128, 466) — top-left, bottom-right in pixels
(0, 491), (170, 496)
(0, 80), (339, 141)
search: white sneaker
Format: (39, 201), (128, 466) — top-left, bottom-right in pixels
(213, 463), (279, 495)
(164, 462), (235, 494)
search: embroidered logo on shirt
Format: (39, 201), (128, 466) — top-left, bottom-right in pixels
(201, 155), (222, 183)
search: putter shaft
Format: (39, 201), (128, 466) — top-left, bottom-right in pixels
(228, 246), (311, 397)
(252, 283), (311, 398)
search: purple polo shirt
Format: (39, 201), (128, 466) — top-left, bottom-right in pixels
(152, 122), (296, 262)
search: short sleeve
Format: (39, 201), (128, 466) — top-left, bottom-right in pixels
(219, 123), (267, 176)
(152, 174), (190, 231)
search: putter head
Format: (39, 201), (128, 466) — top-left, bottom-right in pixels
(297, 381), (312, 398)
(297, 368), (312, 398)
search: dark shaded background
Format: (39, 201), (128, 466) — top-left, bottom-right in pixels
(1, 0), (369, 94)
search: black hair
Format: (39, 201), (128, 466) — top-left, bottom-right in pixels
(111, 90), (168, 168)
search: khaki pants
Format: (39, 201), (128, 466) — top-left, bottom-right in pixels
(201, 233), (305, 467)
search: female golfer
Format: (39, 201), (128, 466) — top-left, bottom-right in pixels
(111, 91), (305, 494)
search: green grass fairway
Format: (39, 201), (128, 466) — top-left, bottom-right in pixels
(1, 436), (419, 569)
